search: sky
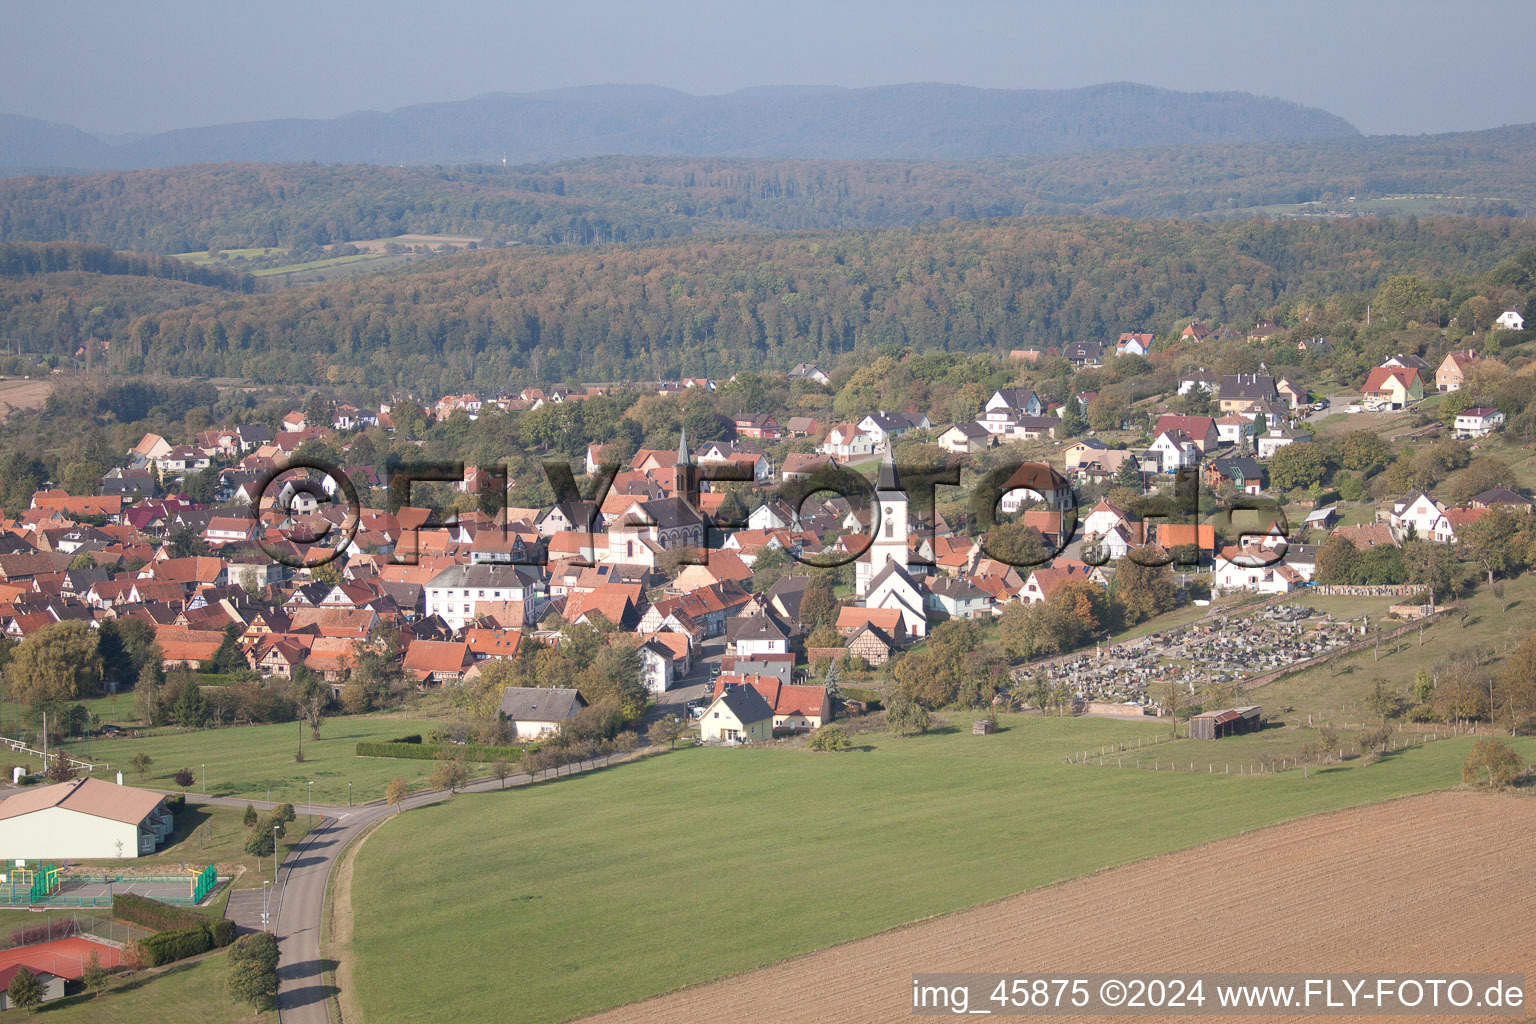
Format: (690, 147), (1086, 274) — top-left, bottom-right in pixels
(4, 0), (1534, 138)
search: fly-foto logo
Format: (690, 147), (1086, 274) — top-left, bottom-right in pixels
(248, 454), (1290, 571)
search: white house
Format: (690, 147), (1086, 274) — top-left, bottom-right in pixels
(1149, 431), (1200, 474)
(1494, 310), (1525, 331)
(1212, 547), (1308, 595)
(1390, 491), (1445, 541)
(0, 778), (173, 859)
(424, 563), (543, 631)
(496, 687), (587, 740)
(1454, 407), (1506, 439)
(1115, 332), (1152, 357)
(698, 685), (774, 743)
(1256, 428), (1311, 460)
(820, 423), (877, 460)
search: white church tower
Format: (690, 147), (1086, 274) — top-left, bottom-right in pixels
(856, 446), (909, 596)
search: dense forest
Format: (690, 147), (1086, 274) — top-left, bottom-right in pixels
(13, 215), (1520, 389)
(1, 126), (1532, 256)
(0, 83), (1358, 171)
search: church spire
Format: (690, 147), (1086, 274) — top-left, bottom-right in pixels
(677, 425), (689, 467)
(876, 443), (902, 493)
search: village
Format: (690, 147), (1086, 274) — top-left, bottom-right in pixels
(0, 309), (1528, 755)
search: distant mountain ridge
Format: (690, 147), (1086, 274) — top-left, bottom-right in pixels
(0, 82), (1358, 171)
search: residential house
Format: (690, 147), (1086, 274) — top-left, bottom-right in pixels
(1454, 407), (1506, 439)
(1436, 350), (1479, 393)
(1217, 373), (1279, 414)
(1115, 332), (1153, 357)
(936, 422), (996, 454)
(1494, 310), (1525, 331)
(1256, 427), (1311, 460)
(697, 685), (774, 743)
(497, 686), (588, 740)
(1153, 415), (1219, 453)
(1178, 369), (1217, 396)
(1062, 341), (1105, 367)
(1362, 366), (1424, 409)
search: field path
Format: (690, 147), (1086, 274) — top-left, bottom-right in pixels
(582, 790), (1535, 1023)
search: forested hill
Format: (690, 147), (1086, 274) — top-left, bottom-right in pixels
(1, 125), (1532, 255)
(89, 216), (1536, 388)
(0, 242), (251, 290)
(0, 83), (1357, 171)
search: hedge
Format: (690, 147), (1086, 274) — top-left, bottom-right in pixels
(355, 741), (523, 762)
(113, 893), (203, 932)
(133, 919), (236, 967)
(164, 794), (185, 813)
(388, 734), (422, 744)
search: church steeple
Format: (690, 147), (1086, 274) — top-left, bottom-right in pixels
(674, 427), (696, 505)
(876, 443), (902, 494)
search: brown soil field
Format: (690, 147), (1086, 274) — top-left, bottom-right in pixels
(584, 791), (1536, 1024)
(0, 378), (52, 421)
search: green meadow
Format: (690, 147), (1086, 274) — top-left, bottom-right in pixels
(349, 715), (1525, 1023)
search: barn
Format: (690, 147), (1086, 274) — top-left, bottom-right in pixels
(1189, 705), (1263, 740)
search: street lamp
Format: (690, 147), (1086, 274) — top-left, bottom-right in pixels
(262, 880), (270, 931)
(307, 781), (313, 827)
(201, 763), (206, 795)
(347, 780), (352, 807)
(271, 823), (283, 879)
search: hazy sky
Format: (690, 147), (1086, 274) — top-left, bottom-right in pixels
(5, 0), (1534, 137)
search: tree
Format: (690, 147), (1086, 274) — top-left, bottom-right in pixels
(491, 758), (511, 789)
(243, 828), (275, 857)
(1056, 399), (1086, 438)
(133, 661), (165, 726)
(385, 776), (409, 813)
(7, 965), (42, 1013)
(129, 753), (153, 779)
(1460, 506), (1524, 584)
(227, 931), (279, 1010)
(170, 675), (209, 729)
(5, 621), (102, 711)
(808, 723), (852, 751)
(885, 697), (931, 736)
(172, 767), (194, 789)
(1402, 540), (1460, 601)
(1268, 441), (1334, 492)
(430, 751), (471, 793)
(797, 573), (839, 628)
(45, 760), (75, 782)
(1462, 737), (1525, 788)
(243, 803), (258, 827)
(650, 714), (685, 749)
(275, 802), (296, 823)
(97, 618), (158, 691)
(82, 950), (108, 990)
(292, 667), (329, 739)
(1158, 679), (1182, 739)
(1494, 633), (1536, 734)
(207, 624), (248, 674)
(1313, 535), (1360, 584)
(1111, 547), (1177, 624)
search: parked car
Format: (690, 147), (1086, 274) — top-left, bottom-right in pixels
(1312, 400), (1328, 411)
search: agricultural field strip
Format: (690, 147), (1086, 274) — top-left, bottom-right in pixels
(580, 791), (1533, 1024)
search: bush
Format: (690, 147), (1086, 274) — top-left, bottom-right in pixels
(275, 803), (295, 823)
(132, 919), (238, 967)
(112, 893), (205, 932)
(171, 767), (194, 788)
(355, 740), (523, 761)
(243, 803), (258, 827)
(807, 723), (852, 751)
(163, 793), (185, 813)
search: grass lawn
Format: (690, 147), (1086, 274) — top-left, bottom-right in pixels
(65, 803), (316, 891)
(35, 950), (273, 1023)
(349, 715), (1525, 1024)
(57, 717), (460, 806)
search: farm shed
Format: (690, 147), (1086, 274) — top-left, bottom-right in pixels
(1189, 705), (1262, 740)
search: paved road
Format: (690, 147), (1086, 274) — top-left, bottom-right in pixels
(189, 753), (645, 1024)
